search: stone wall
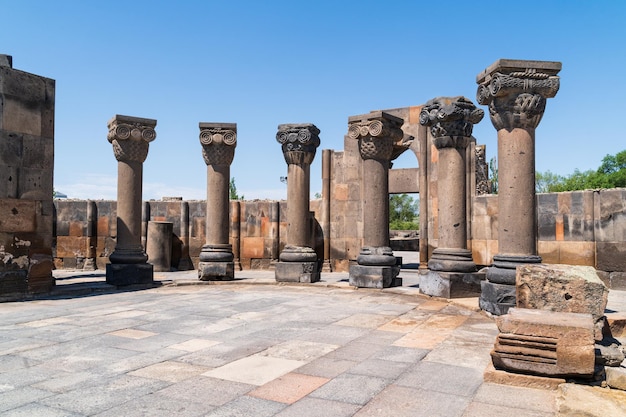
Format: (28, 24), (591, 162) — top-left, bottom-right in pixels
(0, 56), (55, 297)
(470, 188), (626, 286)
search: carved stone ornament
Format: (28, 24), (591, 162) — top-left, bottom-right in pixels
(475, 144), (491, 195)
(348, 112), (404, 161)
(476, 59), (561, 131)
(199, 123), (237, 166)
(276, 124), (320, 165)
(419, 96), (484, 149)
(107, 115), (157, 163)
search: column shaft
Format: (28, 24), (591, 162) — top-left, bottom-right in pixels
(437, 147), (467, 250)
(287, 162), (310, 247)
(206, 164), (230, 245)
(362, 158), (389, 248)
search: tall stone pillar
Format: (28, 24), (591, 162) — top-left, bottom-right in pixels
(476, 59), (561, 314)
(230, 200), (242, 271)
(275, 124), (321, 283)
(418, 97), (485, 297)
(321, 149), (332, 272)
(348, 111), (404, 288)
(198, 123), (237, 281)
(106, 115), (157, 286)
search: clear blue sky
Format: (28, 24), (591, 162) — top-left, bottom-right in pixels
(3, 1), (625, 200)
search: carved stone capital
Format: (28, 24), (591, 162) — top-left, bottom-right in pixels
(419, 96), (484, 149)
(107, 115), (157, 163)
(348, 111), (404, 161)
(276, 124), (320, 165)
(199, 122), (237, 166)
(476, 59), (561, 131)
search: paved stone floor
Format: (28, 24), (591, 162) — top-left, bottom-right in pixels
(1, 261), (625, 416)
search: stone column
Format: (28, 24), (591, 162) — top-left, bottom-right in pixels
(348, 111), (404, 288)
(275, 124), (321, 283)
(230, 200), (242, 271)
(476, 59), (561, 314)
(177, 201), (194, 270)
(84, 200), (97, 270)
(198, 123), (237, 280)
(321, 149), (332, 272)
(106, 115), (157, 285)
(418, 97), (485, 297)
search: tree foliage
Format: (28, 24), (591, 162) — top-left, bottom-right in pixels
(489, 157), (498, 194)
(536, 150), (626, 192)
(229, 178), (244, 200)
(389, 194), (419, 230)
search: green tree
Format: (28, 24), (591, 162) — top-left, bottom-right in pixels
(389, 194), (419, 230)
(489, 156), (498, 194)
(229, 177), (244, 200)
(535, 170), (564, 193)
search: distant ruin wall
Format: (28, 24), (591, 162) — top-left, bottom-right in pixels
(54, 188), (626, 285)
(471, 188), (626, 287)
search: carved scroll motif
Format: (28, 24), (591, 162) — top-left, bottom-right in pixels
(107, 120), (156, 163)
(200, 128), (237, 166)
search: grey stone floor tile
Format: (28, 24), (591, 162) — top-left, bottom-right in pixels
(423, 339), (493, 370)
(294, 356), (358, 379)
(0, 364), (63, 389)
(324, 340), (385, 362)
(156, 375), (254, 407)
(0, 337), (58, 356)
(112, 331), (191, 352)
(38, 375), (170, 415)
(274, 396), (361, 417)
(205, 395), (287, 417)
(372, 345), (429, 363)
(396, 361), (483, 397)
(0, 386), (56, 413)
(462, 401), (555, 417)
(94, 347), (185, 376)
(472, 383), (557, 414)
(297, 324), (370, 345)
(348, 358), (412, 379)
(0, 354), (41, 372)
(31, 370), (99, 393)
(309, 372), (390, 405)
(352, 329), (403, 346)
(354, 384), (471, 417)
(1, 402), (83, 417)
(177, 338), (278, 368)
(93, 392), (215, 417)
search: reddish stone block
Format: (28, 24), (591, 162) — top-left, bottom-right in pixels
(68, 221), (83, 237)
(242, 237), (264, 259)
(55, 236), (89, 258)
(0, 198), (36, 233)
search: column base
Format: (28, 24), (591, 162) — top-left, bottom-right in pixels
(106, 263), (153, 286)
(198, 262), (234, 281)
(321, 260), (332, 272)
(479, 280), (516, 315)
(486, 254), (542, 285)
(275, 261), (320, 283)
(420, 270), (485, 298)
(349, 264), (401, 289)
(428, 248), (477, 273)
(83, 258), (97, 271)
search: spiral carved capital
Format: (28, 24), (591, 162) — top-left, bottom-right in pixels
(419, 96), (484, 149)
(276, 124), (320, 165)
(199, 125), (237, 166)
(476, 60), (561, 131)
(107, 115), (157, 163)
(348, 113), (403, 162)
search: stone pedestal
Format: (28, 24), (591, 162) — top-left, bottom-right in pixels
(275, 124), (321, 283)
(347, 111), (404, 288)
(476, 59), (561, 314)
(106, 115), (156, 286)
(198, 123), (237, 281)
(421, 270), (485, 299)
(418, 97), (484, 297)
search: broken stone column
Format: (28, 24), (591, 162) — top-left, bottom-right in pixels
(476, 59), (561, 314)
(198, 123), (237, 281)
(146, 221), (173, 272)
(348, 111), (404, 288)
(275, 124), (321, 283)
(418, 97), (484, 297)
(106, 115), (157, 286)
(492, 308), (596, 378)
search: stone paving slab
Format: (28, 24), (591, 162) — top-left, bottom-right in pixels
(1, 269), (626, 416)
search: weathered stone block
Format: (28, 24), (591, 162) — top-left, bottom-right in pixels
(242, 237), (264, 258)
(492, 308), (595, 377)
(538, 240), (559, 264)
(610, 272), (626, 290)
(420, 270), (484, 298)
(55, 236), (89, 258)
(516, 263), (608, 321)
(106, 263), (153, 286)
(349, 264), (400, 289)
(275, 261), (320, 283)
(0, 198), (36, 232)
(596, 242), (626, 272)
(606, 367), (626, 391)
(558, 241), (595, 266)
(198, 261), (234, 281)
(480, 281), (516, 315)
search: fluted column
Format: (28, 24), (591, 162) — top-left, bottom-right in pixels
(106, 114), (157, 285)
(348, 111), (404, 288)
(198, 123), (237, 281)
(420, 96), (484, 272)
(476, 59), (561, 314)
(275, 124), (321, 283)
